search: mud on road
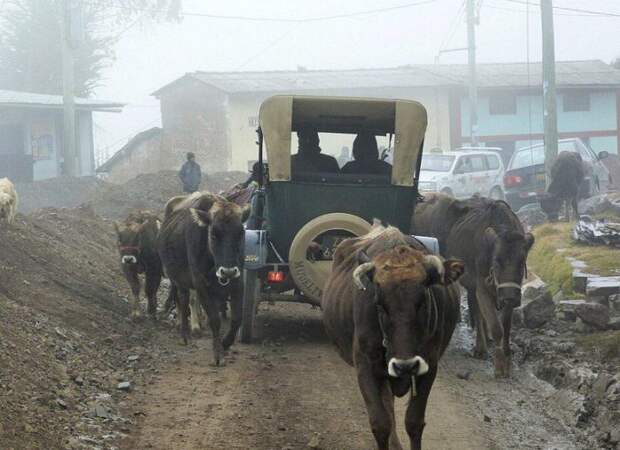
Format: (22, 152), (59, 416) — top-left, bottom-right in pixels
(122, 302), (583, 450)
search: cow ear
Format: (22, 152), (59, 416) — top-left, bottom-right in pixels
(524, 233), (535, 251)
(241, 204), (251, 223)
(443, 259), (465, 283)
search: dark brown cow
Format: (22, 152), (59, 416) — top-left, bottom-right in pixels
(540, 151), (585, 221)
(158, 192), (250, 365)
(322, 225), (464, 450)
(114, 211), (163, 320)
(413, 193), (534, 378)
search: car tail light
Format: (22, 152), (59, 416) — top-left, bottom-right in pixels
(504, 175), (522, 187)
(267, 271), (285, 283)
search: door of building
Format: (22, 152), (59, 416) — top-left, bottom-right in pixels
(0, 124), (33, 182)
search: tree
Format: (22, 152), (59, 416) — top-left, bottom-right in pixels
(0, 0), (180, 97)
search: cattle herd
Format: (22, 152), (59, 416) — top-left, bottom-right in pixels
(0, 177), (537, 450)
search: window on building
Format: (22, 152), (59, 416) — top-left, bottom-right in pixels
(489, 93), (517, 115)
(248, 116), (259, 127)
(563, 91), (590, 112)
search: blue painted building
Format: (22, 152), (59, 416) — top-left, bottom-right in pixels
(449, 60), (620, 161)
(0, 90), (123, 182)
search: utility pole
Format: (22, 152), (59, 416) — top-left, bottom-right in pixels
(466, 0), (478, 146)
(61, 0), (77, 177)
(541, 0), (558, 189)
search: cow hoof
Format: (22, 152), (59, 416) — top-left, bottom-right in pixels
(191, 328), (203, 338)
(493, 355), (511, 378)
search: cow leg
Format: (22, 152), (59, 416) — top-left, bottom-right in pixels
(468, 287), (488, 359)
(177, 287), (191, 345)
(476, 285), (509, 378)
(380, 382), (402, 450)
(222, 284), (242, 350)
(124, 268), (142, 320)
(406, 364), (438, 450)
(356, 364), (393, 450)
(500, 306), (514, 377)
(189, 292), (202, 336)
(572, 195), (579, 221)
(196, 286), (223, 366)
(163, 284), (177, 319)
(145, 271), (161, 321)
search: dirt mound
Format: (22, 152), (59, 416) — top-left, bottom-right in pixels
(0, 207), (158, 449)
(88, 170), (247, 220)
(16, 177), (110, 214)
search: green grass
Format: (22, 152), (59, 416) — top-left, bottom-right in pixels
(576, 331), (620, 359)
(528, 222), (620, 297)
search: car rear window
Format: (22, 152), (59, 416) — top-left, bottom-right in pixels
(509, 146), (545, 170)
(421, 155), (455, 171)
(486, 155), (500, 170)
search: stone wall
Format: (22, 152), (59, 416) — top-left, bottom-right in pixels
(104, 131), (163, 184)
(159, 79), (229, 173)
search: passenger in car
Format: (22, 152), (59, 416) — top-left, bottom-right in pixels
(291, 128), (340, 174)
(341, 133), (392, 175)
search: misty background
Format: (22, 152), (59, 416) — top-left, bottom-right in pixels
(12, 0), (618, 164)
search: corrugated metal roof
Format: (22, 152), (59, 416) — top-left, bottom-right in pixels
(0, 89), (125, 111)
(153, 60), (620, 95)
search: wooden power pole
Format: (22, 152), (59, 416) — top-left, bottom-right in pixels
(541, 0), (558, 188)
(467, 0), (478, 146)
(61, 0), (77, 177)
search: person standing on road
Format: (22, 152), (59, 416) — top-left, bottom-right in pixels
(178, 152), (202, 193)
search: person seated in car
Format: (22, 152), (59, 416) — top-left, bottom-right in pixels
(291, 128), (340, 174)
(341, 133), (392, 175)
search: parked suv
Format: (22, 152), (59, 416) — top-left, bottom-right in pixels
(416, 150), (505, 199)
(503, 138), (611, 210)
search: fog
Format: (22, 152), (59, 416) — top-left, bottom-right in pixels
(89, 0), (619, 160)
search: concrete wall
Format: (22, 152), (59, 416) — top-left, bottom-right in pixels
(226, 86), (452, 172)
(159, 79), (230, 173)
(104, 133), (162, 184)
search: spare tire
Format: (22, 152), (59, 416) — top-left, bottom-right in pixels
(288, 213), (371, 303)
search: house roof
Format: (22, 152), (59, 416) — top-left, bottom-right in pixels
(0, 89), (125, 112)
(153, 60), (620, 96)
(96, 127), (162, 172)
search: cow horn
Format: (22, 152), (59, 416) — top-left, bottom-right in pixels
(353, 262), (375, 291)
(423, 254), (445, 285)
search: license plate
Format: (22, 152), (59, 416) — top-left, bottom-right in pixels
(536, 173), (546, 182)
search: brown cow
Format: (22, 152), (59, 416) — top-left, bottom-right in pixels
(322, 225), (464, 450)
(114, 211), (163, 320)
(413, 193), (534, 378)
(158, 192), (250, 365)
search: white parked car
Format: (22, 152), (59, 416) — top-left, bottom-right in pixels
(416, 150), (506, 199)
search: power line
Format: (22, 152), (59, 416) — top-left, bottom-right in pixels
(83, 0), (441, 23)
(486, 1), (619, 17)
(437, 0), (467, 54)
(502, 0), (620, 17)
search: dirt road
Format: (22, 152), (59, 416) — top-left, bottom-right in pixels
(121, 301), (582, 450)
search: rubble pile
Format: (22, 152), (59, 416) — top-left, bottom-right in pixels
(0, 207), (165, 449)
(87, 170), (247, 219)
(573, 215), (620, 247)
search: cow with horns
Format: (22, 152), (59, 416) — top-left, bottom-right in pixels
(158, 192), (250, 365)
(322, 224), (464, 450)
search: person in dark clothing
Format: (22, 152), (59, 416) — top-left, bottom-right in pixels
(178, 152), (202, 193)
(291, 128), (340, 175)
(341, 133), (392, 175)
